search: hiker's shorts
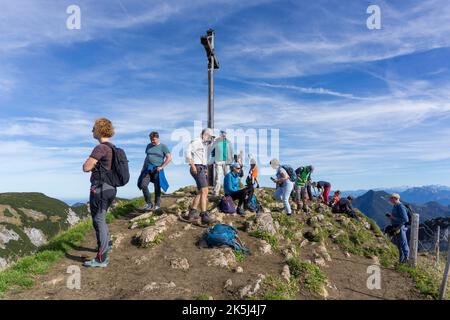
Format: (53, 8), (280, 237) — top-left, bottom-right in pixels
(295, 185), (307, 201)
(190, 164), (208, 190)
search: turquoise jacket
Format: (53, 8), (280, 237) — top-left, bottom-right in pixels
(224, 172), (240, 195)
(211, 137), (234, 164)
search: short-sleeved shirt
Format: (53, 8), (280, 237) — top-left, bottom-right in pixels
(145, 143), (170, 167)
(276, 167), (291, 188)
(90, 143), (113, 184)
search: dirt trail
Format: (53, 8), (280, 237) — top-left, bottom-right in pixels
(3, 194), (423, 300)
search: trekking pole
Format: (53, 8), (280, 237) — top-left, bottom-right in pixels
(438, 239), (450, 300)
(408, 213), (420, 267)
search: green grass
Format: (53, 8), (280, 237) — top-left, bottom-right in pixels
(286, 258), (326, 295)
(233, 250), (245, 263)
(397, 261), (449, 300)
(141, 233), (165, 248)
(194, 294), (212, 300)
(248, 230), (279, 249)
(0, 198), (140, 295)
(136, 217), (156, 229)
(262, 276), (299, 300)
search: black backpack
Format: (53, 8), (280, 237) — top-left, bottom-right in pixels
(99, 143), (130, 187)
(404, 204), (413, 226)
(281, 165), (297, 182)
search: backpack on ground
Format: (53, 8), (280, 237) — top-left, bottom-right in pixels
(100, 143), (130, 187)
(219, 196), (236, 214)
(281, 165), (297, 182)
(202, 224), (250, 254)
(244, 194), (261, 213)
(404, 204), (413, 226)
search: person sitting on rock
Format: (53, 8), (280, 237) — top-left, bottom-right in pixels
(313, 181), (332, 204)
(386, 193), (410, 264)
(330, 190), (341, 207)
(332, 196), (360, 220)
(224, 163), (248, 216)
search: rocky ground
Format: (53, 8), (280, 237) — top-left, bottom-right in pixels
(3, 187), (424, 300)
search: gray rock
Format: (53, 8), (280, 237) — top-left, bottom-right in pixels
(170, 257), (190, 270)
(207, 248), (237, 269)
(259, 240), (272, 255)
(239, 274), (266, 298)
(281, 265), (291, 282)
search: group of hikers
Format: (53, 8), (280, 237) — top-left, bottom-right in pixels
(82, 118), (410, 267)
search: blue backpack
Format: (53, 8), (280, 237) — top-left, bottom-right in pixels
(244, 194), (261, 213)
(203, 224), (250, 254)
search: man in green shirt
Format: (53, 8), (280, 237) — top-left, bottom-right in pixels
(294, 166), (313, 213)
(211, 130), (234, 196)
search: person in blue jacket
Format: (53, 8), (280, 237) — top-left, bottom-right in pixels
(386, 193), (410, 264)
(223, 163), (247, 216)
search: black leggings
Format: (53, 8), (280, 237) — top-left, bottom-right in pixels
(139, 170), (161, 205)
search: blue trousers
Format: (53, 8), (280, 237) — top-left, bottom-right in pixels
(394, 225), (410, 263)
(273, 182), (294, 215)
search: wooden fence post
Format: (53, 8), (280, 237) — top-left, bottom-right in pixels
(408, 213), (420, 267)
(435, 226), (441, 267)
(438, 240), (450, 300)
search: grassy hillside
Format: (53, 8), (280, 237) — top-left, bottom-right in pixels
(0, 193), (90, 269)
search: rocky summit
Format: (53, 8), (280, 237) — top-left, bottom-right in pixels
(0, 187), (430, 300)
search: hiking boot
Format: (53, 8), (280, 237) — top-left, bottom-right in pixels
(200, 211), (216, 225)
(139, 203), (153, 212)
(155, 198), (161, 210)
(83, 257), (109, 268)
(186, 209), (199, 222)
(237, 207), (245, 216)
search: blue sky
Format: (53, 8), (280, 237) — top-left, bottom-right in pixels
(1, 0), (450, 203)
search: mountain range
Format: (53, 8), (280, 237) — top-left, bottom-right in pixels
(352, 190), (450, 228)
(344, 185), (450, 206)
(352, 190), (450, 251)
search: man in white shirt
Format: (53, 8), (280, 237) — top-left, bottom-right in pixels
(185, 128), (216, 224)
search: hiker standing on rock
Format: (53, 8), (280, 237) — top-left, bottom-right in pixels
(137, 131), (171, 211)
(270, 159), (294, 216)
(386, 193), (410, 264)
(184, 128), (216, 224)
(82, 118), (117, 267)
(313, 180), (332, 204)
(294, 166), (312, 213)
(245, 153), (259, 202)
(210, 130), (234, 196)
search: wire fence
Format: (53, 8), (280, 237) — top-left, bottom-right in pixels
(418, 224), (449, 252)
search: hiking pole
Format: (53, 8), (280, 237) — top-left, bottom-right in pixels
(438, 238), (450, 300)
